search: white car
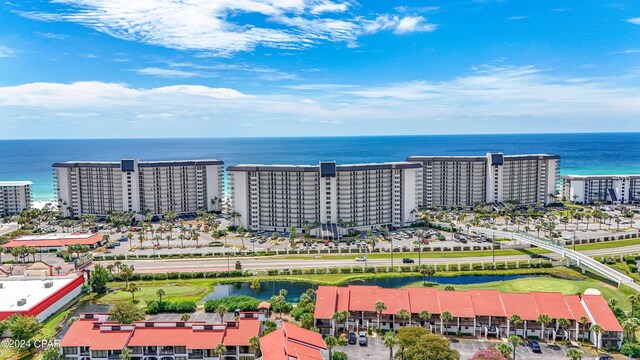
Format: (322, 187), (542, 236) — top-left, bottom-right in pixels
(355, 256), (367, 262)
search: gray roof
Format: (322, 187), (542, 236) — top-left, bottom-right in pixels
(53, 159), (223, 168)
(227, 161), (422, 172)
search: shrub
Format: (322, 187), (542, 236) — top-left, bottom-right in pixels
(629, 264), (638, 273)
(625, 256), (637, 264)
(204, 296), (259, 312)
(146, 300), (197, 314)
(267, 269), (278, 276)
(621, 343), (640, 358)
(541, 262), (553, 268)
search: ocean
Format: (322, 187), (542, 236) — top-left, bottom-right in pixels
(2, 133), (640, 201)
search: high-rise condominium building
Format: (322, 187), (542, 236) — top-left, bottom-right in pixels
(561, 175), (640, 204)
(406, 153), (560, 209)
(228, 162), (423, 232)
(53, 159), (223, 217)
(0, 181), (33, 216)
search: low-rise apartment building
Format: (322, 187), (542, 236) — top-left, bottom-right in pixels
(0, 181), (32, 216)
(314, 285), (622, 349)
(60, 312), (261, 360)
(53, 159), (223, 217)
(406, 153), (560, 209)
(227, 162), (422, 232)
(561, 174), (640, 204)
(260, 322), (327, 360)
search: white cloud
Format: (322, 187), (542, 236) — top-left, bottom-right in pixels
(508, 16), (529, 21)
(0, 45), (15, 57)
(134, 67), (204, 78)
(16, 0), (437, 55)
(627, 17), (640, 25)
(35, 31), (68, 40)
(2, 65), (640, 137)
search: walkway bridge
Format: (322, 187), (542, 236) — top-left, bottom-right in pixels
(473, 228), (640, 291)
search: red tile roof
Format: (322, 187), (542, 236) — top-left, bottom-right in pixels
(582, 295), (623, 332)
(438, 291), (475, 318)
(60, 319), (132, 350)
(128, 327), (193, 346)
(4, 233), (104, 248)
(531, 292), (575, 320)
(468, 290), (506, 317)
(336, 287), (350, 313)
(376, 288), (411, 315)
(564, 295), (590, 322)
(407, 288), (440, 314)
(261, 323), (326, 360)
(500, 293), (540, 321)
(224, 318), (261, 346)
(347, 285), (379, 312)
(186, 330), (224, 350)
(258, 301), (271, 309)
(314, 286), (337, 319)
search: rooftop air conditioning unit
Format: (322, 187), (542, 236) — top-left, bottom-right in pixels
(44, 281), (54, 288)
(17, 299), (26, 306)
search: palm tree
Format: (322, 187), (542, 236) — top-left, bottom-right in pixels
(419, 265), (435, 285)
(324, 336), (338, 360)
(566, 348), (583, 360)
(214, 343), (227, 359)
(557, 318), (571, 340)
(215, 304), (229, 324)
(508, 314), (522, 336)
(156, 289), (165, 303)
(622, 318), (640, 343)
(127, 232), (134, 250)
(419, 310), (431, 329)
(178, 234), (185, 248)
(441, 311), (453, 335)
(126, 283), (140, 302)
(332, 311), (349, 334)
(396, 309), (410, 327)
(537, 314), (551, 340)
(165, 235), (171, 249)
(250, 279), (261, 291)
(374, 301), (387, 329)
(137, 234), (144, 250)
(249, 336), (261, 358)
(629, 293), (640, 316)
(507, 335), (523, 360)
(383, 331), (398, 360)
(180, 313), (191, 321)
(590, 324), (603, 350)
(578, 316), (590, 342)
(119, 348), (133, 360)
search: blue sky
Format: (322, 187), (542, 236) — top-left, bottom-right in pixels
(1, 0), (640, 139)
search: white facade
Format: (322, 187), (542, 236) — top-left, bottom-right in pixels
(54, 159), (223, 217)
(407, 153), (560, 209)
(561, 175), (640, 204)
(0, 181), (32, 216)
(228, 162), (422, 232)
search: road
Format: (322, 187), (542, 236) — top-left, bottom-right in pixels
(0, 223), (17, 235)
(100, 242), (640, 273)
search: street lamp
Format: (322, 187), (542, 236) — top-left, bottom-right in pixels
(492, 233), (496, 264)
(227, 251), (230, 271)
(573, 229), (576, 251)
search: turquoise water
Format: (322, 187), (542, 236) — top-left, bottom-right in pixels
(1, 133), (640, 201)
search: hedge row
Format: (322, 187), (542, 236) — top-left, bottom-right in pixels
(146, 300), (197, 314)
(109, 270), (248, 282)
(204, 296), (260, 312)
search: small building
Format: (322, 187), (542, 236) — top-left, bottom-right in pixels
(561, 174), (640, 204)
(258, 301), (271, 318)
(0, 275), (84, 321)
(3, 233), (105, 252)
(24, 261), (54, 277)
(60, 312), (261, 360)
(260, 322), (327, 360)
(313, 285), (623, 349)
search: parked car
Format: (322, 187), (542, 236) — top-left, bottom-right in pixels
(106, 243), (117, 249)
(348, 332), (357, 345)
(527, 340), (541, 353)
(258, 238), (267, 244)
(355, 256), (367, 262)
(594, 354), (612, 360)
(358, 332), (368, 346)
(402, 258), (414, 264)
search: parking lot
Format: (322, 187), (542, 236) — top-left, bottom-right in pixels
(335, 336), (584, 360)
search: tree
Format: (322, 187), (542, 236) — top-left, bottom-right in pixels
(508, 314), (522, 336)
(506, 335), (523, 360)
(383, 331), (398, 360)
(590, 324), (603, 350)
(120, 264), (134, 288)
(109, 302), (145, 324)
(156, 288), (165, 303)
(250, 336), (261, 357)
(496, 343), (512, 359)
(441, 311), (453, 335)
(320, 335), (336, 359)
(126, 282), (140, 302)
(566, 348), (583, 360)
(470, 348), (508, 360)
(332, 311), (349, 333)
(622, 317), (640, 343)
(5, 314), (42, 345)
(375, 301), (387, 328)
(402, 329), (459, 360)
(250, 279), (261, 291)
(578, 316), (590, 342)
(216, 304), (229, 324)
(42, 346), (65, 360)
(91, 264), (110, 294)
(119, 348), (133, 360)
(536, 314), (552, 340)
(419, 310), (431, 328)
(444, 285), (455, 291)
(180, 313), (191, 321)
(396, 309), (411, 326)
(288, 225), (297, 246)
(419, 265), (436, 285)
(557, 318), (571, 339)
(214, 343), (227, 359)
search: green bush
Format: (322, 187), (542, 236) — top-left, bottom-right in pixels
(541, 262), (553, 268)
(267, 269), (278, 276)
(146, 300), (197, 314)
(629, 264), (638, 273)
(204, 296), (260, 312)
(625, 256), (637, 264)
(620, 343), (640, 358)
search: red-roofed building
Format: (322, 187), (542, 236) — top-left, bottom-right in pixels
(261, 323), (327, 360)
(3, 233), (106, 251)
(60, 313), (261, 360)
(313, 285), (622, 349)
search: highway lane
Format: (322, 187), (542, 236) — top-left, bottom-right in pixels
(99, 243), (640, 272)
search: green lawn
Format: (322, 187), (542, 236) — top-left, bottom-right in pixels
(101, 282), (210, 305)
(574, 238), (640, 251)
